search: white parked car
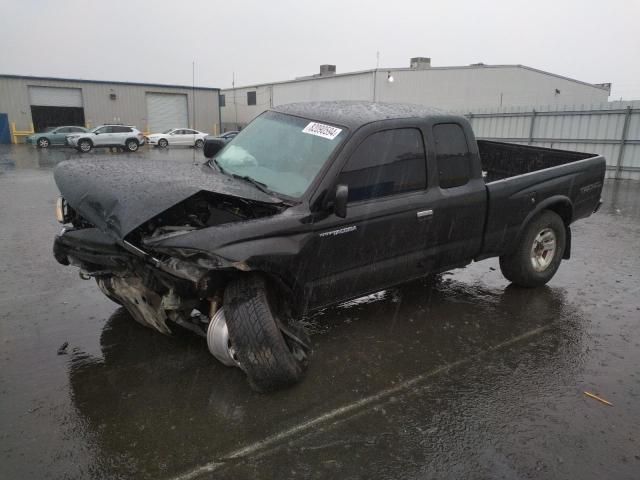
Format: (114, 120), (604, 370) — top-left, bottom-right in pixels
(146, 128), (209, 148)
(66, 125), (145, 153)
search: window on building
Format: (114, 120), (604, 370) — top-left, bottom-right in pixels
(433, 123), (471, 188)
(219, 94), (225, 107)
(247, 91), (256, 106)
(336, 128), (426, 202)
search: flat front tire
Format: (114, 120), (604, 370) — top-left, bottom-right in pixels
(499, 210), (566, 288)
(224, 274), (310, 392)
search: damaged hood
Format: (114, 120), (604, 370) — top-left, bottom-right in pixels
(54, 159), (282, 240)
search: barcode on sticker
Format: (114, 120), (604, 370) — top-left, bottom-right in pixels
(302, 122), (342, 140)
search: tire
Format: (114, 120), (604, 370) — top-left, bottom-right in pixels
(158, 138), (168, 148)
(499, 210), (566, 288)
(125, 139), (139, 152)
(78, 139), (92, 153)
(37, 137), (50, 148)
(225, 273), (310, 392)
(194, 139), (204, 148)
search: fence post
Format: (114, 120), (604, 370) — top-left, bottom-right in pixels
(615, 106), (632, 180)
(528, 109), (537, 145)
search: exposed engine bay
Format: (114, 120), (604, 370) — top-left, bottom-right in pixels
(131, 191), (283, 244)
(56, 191), (287, 369)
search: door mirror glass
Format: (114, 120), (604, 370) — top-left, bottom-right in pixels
(203, 138), (226, 158)
(334, 184), (348, 218)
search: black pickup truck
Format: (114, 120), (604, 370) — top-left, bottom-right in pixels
(53, 101), (605, 391)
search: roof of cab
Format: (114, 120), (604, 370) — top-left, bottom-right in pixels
(271, 101), (450, 130)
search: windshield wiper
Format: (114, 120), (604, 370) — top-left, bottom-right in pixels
(230, 173), (272, 195)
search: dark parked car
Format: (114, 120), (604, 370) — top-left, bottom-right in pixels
(52, 101), (605, 391)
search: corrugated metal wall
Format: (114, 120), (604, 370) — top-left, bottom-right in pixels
(466, 101), (640, 180)
(0, 76), (220, 138)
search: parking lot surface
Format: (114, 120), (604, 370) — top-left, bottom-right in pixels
(1, 144), (639, 479)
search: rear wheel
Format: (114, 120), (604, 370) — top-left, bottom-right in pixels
(224, 273), (310, 392)
(37, 137), (50, 148)
(499, 210), (566, 288)
(125, 139), (139, 152)
(158, 138), (168, 148)
(78, 140), (92, 152)
(194, 139), (204, 148)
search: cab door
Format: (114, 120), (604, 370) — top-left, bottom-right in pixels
(305, 127), (433, 307)
(93, 126), (112, 146)
(421, 122), (487, 269)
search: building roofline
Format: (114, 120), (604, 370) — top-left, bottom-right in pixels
(0, 74), (220, 91)
(221, 64), (608, 92)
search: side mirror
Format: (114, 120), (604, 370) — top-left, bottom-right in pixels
(334, 184), (348, 218)
(203, 138), (226, 158)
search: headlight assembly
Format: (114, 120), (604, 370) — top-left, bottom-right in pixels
(55, 197), (72, 224)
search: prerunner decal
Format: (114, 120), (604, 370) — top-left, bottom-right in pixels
(302, 122), (342, 140)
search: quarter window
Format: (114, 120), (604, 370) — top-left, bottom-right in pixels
(433, 123), (471, 188)
(337, 128), (426, 202)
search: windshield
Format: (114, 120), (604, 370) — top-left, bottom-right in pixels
(44, 127), (56, 132)
(213, 111), (347, 197)
(162, 129), (173, 134)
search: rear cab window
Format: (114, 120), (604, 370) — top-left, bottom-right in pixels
(337, 128), (426, 202)
(433, 123), (471, 188)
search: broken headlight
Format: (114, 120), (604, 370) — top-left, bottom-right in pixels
(55, 196), (72, 224)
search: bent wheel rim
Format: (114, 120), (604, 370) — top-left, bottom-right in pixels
(530, 227), (556, 272)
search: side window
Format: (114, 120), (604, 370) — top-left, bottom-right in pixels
(96, 126), (109, 134)
(57, 127), (69, 133)
(113, 126), (132, 133)
(337, 128), (426, 203)
(433, 123), (471, 189)
(247, 91), (256, 106)
(71, 127), (84, 132)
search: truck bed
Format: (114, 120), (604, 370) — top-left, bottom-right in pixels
(478, 140), (598, 183)
(477, 140), (606, 260)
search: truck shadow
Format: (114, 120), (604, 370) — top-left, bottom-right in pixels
(66, 277), (585, 479)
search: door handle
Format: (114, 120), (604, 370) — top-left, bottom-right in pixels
(416, 209), (433, 219)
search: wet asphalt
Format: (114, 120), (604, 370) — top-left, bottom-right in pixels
(0, 143), (639, 480)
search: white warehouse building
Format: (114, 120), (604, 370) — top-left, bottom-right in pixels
(220, 58), (610, 130)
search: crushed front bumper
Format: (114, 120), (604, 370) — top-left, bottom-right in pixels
(53, 228), (134, 273)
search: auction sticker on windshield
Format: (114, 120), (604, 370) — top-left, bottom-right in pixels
(302, 122), (342, 140)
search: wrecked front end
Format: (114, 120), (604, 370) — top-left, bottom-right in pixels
(53, 180), (286, 366)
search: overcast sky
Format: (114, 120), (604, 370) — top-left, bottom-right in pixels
(1, 0), (638, 99)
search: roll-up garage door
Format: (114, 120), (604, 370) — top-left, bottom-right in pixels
(29, 86), (83, 107)
(146, 93), (188, 133)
